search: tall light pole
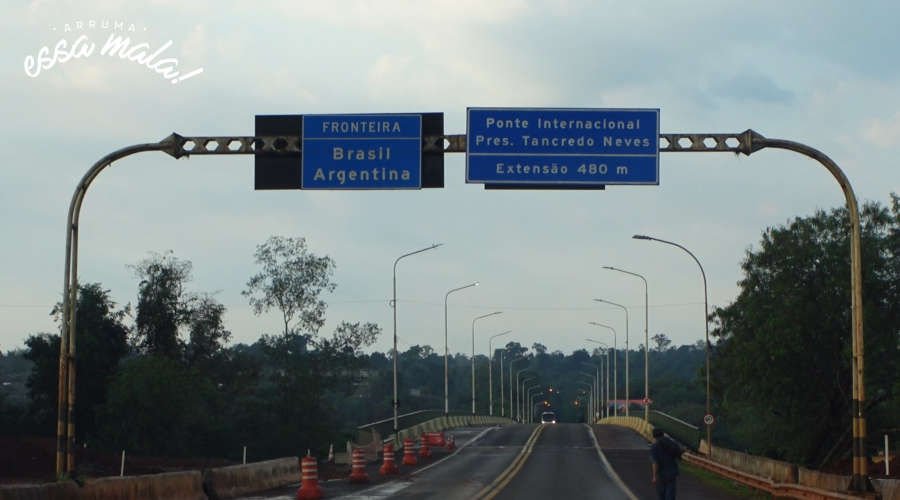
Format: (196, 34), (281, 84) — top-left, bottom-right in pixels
(633, 234), (712, 451)
(594, 298), (629, 416)
(588, 323), (617, 415)
(488, 330), (511, 416)
(530, 392), (544, 422)
(582, 362), (600, 422)
(579, 372), (596, 422)
(392, 243), (442, 438)
(586, 340), (611, 418)
(516, 376), (537, 423)
(577, 381), (594, 422)
(510, 357), (526, 421)
(603, 266), (650, 421)
(525, 383), (540, 423)
(444, 282), (478, 414)
(472, 312), (502, 415)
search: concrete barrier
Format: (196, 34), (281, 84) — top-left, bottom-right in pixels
(203, 457), (300, 500)
(873, 478), (900, 500)
(0, 481), (81, 500)
(79, 471), (205, 500)
(798, 467), (850, 492)
(707, 444), (797, 484)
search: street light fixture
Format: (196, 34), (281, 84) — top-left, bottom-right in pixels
(488, 330), (512, 416)
(594, 298), (629, 416)
(588, 323), (618, 415)
(444, 282), (478, 414)
(520, 375), (536, 422)
(472, 311), (502, 415)
(510, 357), (527, 421)
(577, 381), (594, 423)
(578, 372), (596, 422)
(633, 233), (712, 450)
(530, 392), (544, 422)
(392, 243), (442, 438)
(603, 266), (650, 421)
(582, 362), (601, 422)
(586, 339), (611, 418)
(525, 383), (540, 423)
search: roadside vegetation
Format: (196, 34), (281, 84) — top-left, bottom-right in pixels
(0, 196), (897, 477)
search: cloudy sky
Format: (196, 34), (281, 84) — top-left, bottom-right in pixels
(3, 1), (899, 359)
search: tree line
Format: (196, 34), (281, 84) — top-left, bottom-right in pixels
(1, 195), (898, 471)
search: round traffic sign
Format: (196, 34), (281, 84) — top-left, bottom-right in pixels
(703, 414), (715, 426)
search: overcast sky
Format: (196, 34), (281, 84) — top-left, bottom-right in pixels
(3, 1), (899, 359)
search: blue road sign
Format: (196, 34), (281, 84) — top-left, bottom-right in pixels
(302, 114), (422, 189)
(466, 108), (659, 186)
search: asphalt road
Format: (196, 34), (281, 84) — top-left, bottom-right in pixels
(240, 423), (745, 499)
(593, 424), (745, 500)
(493, 423), (633, 500)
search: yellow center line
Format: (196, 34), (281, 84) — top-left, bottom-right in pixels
(472, 424), (547, 500)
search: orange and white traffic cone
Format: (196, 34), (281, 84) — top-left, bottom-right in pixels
(348, 448), (369, 483)
(379, 443), (399, 475)
(296, 451), (322, 500)
(445, 434), (455, 451)
(419, 434), (431, 459)
(402, 438), (418, 465)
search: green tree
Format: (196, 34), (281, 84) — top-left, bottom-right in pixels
(710, 199), (900, 466)
(651, 333), (672, 351)
(185, 294), (231, 367)
(97, 356), (223, 456)
(242, 236), (336, 336)
(24, 283), (130, 438)
(131, 251), (193, 359)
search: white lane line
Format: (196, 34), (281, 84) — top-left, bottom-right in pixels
(585, 423), (639, 500)
(331, 426), (499, 499)
(411, 426), (498, 476)
(334, 480), (414, 499)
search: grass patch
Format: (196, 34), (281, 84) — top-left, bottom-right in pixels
(681, 460), (774, 499)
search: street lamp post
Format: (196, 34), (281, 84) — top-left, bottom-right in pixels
(582, 362), (600, 422)
(530, 392), (544, 422)
(525, 383), (540, 423)
(579, 372), (596, 421)
(594, 298), (629, 416)
(603, 266), (650, 421)
(444, 282), (478, 414)
(489, 330), (512, 416)
(520, 375), (535, 422)
(472, 312), (502, 415)
(514, 363), (531, 422)
(393, 244), (442, 439)
(510, 357), (525, 420)
(632, 234), (712, 452)
(577, 381), (594, 422)
(588, 323), (617, 414)
(587, 340), (611, 418)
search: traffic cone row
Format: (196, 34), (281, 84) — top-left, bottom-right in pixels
(380, 442), (399, 474)
(402, 438), (417, 465)
(419, 435), (431, 458)
(296, 451), (322, 500)
(348, 448), (369, 483)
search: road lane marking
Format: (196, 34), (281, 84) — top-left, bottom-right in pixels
(411, 425), (498, 476)
(330, 426), (499, 499)
(472, 424), (546, 500)
(585, 423), (639, 500)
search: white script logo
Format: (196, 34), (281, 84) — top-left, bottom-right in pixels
(24, 20), (204, 84)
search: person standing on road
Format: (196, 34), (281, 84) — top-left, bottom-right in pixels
(650, 428), (684, 500)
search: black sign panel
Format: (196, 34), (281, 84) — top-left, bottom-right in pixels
(254, 113), (443, 190)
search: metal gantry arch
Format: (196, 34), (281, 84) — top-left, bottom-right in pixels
(56, 129), (868, 491)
